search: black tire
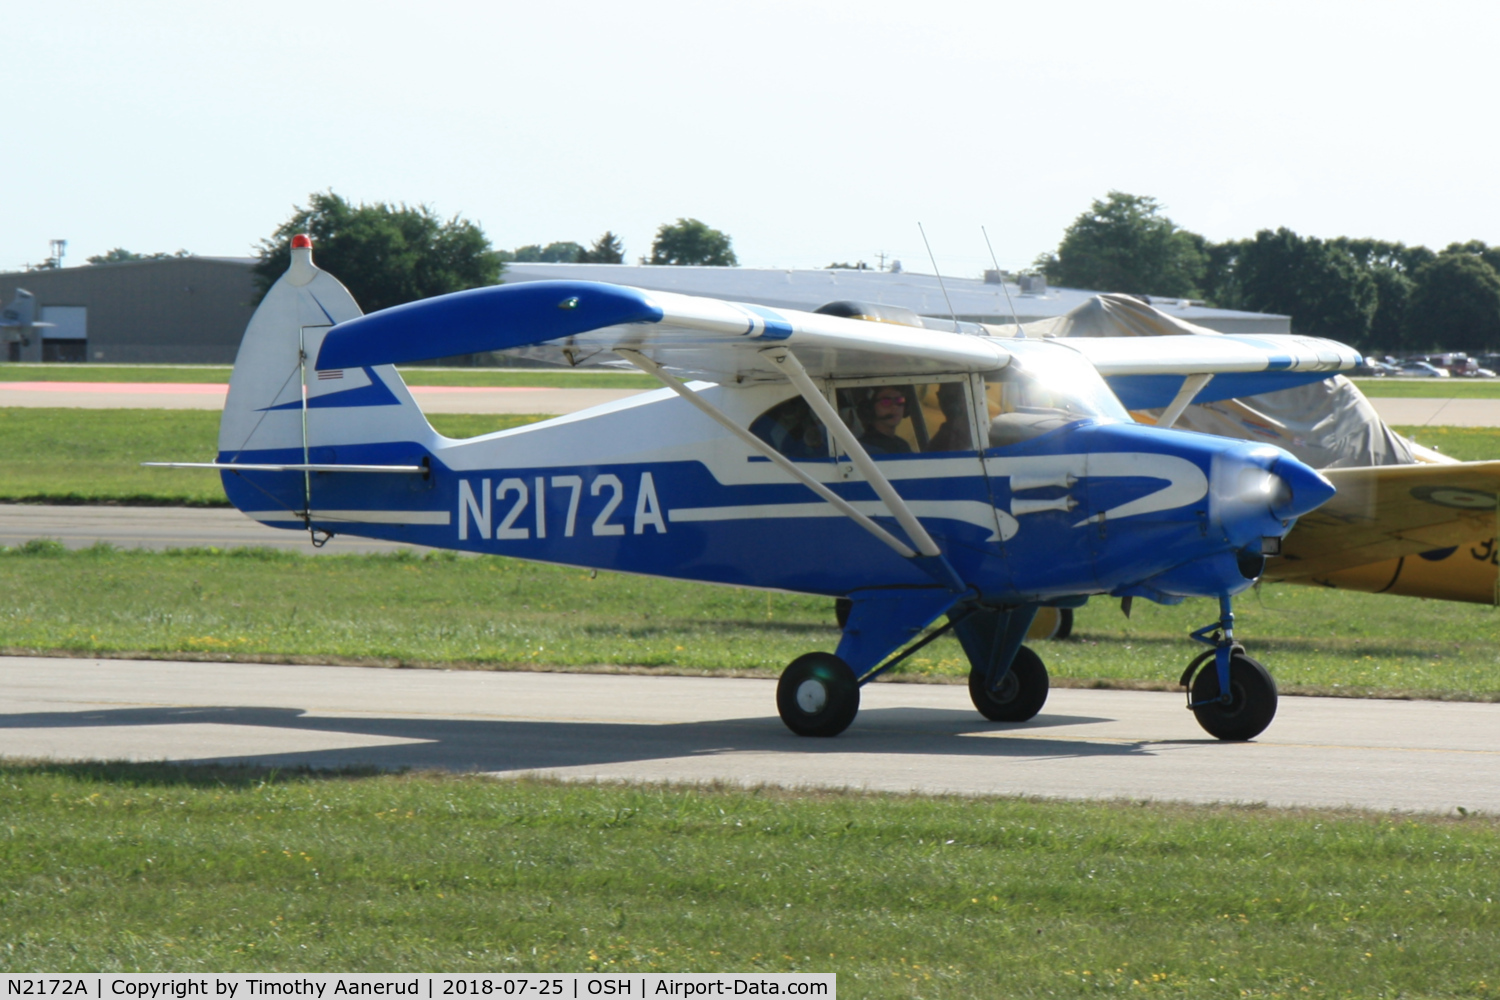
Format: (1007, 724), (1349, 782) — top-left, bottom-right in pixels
(777, 652), (860, 737)
(834, 598), (852, 630)
(1190, 651), (1278, 741)
(968, 644), (1049, 722)
(1055, 608), (1074, 640)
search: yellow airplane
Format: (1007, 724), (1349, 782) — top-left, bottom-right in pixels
(1266, 460), (1499, 604)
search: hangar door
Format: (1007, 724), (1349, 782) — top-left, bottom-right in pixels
(40, 306), (87, 362)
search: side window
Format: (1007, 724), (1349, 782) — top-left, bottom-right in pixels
(983, 366), (1087, 447)
(833, 381), (976, 455)
(749, 396), (828, 459)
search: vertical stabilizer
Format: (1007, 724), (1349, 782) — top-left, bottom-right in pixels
(218, 236), (437, 463)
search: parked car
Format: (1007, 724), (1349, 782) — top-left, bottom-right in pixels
(1353, 360), (1398, 377)
(1414, 352), (1478, 375)
(1398, 361), (1451, 377)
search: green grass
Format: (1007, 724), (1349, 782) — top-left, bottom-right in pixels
(0, 363), (656, 388)
(1353, 378), (1500, 398)
(1393, 425), (1500, 461)
(3, 544), (1498, 700)
(0, 363), (235, 383)
(0, 409), (551, 505)
(0, 763), (1495, 994)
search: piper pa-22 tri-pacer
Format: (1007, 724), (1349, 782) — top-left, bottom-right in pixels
(155, 237), (1361, 741)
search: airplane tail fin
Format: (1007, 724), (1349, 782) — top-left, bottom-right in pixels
(217, 236), (439, 517)
(0, 288), (38, 329)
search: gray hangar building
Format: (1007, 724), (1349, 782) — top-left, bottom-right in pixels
(1, 256), (258, 363)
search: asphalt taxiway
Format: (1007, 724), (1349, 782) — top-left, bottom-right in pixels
(1, 655), (1493, 814)
(0, 503), (437, 554)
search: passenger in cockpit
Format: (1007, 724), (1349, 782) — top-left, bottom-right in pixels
(925, 382), (972, 452)
(750, 396), (826, 458)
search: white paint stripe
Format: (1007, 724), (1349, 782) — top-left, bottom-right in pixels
(255, 510), (452, 525)
(669, 499), (1016, 541)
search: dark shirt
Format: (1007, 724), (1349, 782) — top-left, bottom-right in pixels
(859, 428), (912, 455)
(926, 421), (969, 453)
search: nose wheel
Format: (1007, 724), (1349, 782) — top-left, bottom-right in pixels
(1186, 648), (1277, 741)
(1181, 595), (1278, 740)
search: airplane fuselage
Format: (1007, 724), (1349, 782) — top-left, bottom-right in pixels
(221, 379), (1318, 606)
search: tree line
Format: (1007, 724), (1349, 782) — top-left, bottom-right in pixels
(1036, 192), (1500, 353)
(247, 193), (737, 310)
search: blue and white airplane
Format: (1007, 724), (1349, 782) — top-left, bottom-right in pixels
(156, 236), (1360, 741)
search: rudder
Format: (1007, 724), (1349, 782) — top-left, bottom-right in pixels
(217, 237), (440, 522)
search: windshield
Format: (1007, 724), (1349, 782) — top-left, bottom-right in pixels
(984, 342), (1128, 446)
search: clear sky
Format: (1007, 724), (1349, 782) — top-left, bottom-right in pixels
(3, 0), (1495, 279)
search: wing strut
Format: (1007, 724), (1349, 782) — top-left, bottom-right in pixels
(1157, 373), (1214, 429)
(759, 347), (947, 560)
(616, 349), (917, 559)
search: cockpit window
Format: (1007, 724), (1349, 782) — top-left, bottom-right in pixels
(834, 380), (976, 455)
(749, 380), (980, 459)
(984, 344), (1128, 447)
(749, 396), (828, 458)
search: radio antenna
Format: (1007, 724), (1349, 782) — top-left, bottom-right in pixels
(917, 222), (960, 330)
(981, 225), (1025, 337)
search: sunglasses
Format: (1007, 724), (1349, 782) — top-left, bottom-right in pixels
(875, 394), (906, 406)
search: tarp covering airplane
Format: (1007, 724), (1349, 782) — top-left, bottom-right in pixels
(1017, 293), (1415, 469)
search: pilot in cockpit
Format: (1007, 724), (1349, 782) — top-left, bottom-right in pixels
(858, 386), (913, 454)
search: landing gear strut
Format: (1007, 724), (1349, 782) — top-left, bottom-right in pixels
(1180, 594), (1277, 741)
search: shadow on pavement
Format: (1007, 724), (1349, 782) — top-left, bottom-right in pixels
(0, 702), (1149, 772)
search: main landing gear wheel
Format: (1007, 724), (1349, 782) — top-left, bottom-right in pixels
(968, 644), (1049, 722)
(1188, 650), (1277, 741)
(777, 652), (860, 737)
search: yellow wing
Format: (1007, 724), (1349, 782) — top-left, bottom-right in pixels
(1267, 461), (1500, 582)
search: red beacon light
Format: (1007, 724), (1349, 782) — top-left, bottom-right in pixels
(291, 234), (313, 249)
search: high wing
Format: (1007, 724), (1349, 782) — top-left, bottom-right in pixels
(316, 280), (1361, 389)
(1058, 335), (1362, 409)
(1267, 461), (1500, 581)
(317, 280), (1008, 382)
